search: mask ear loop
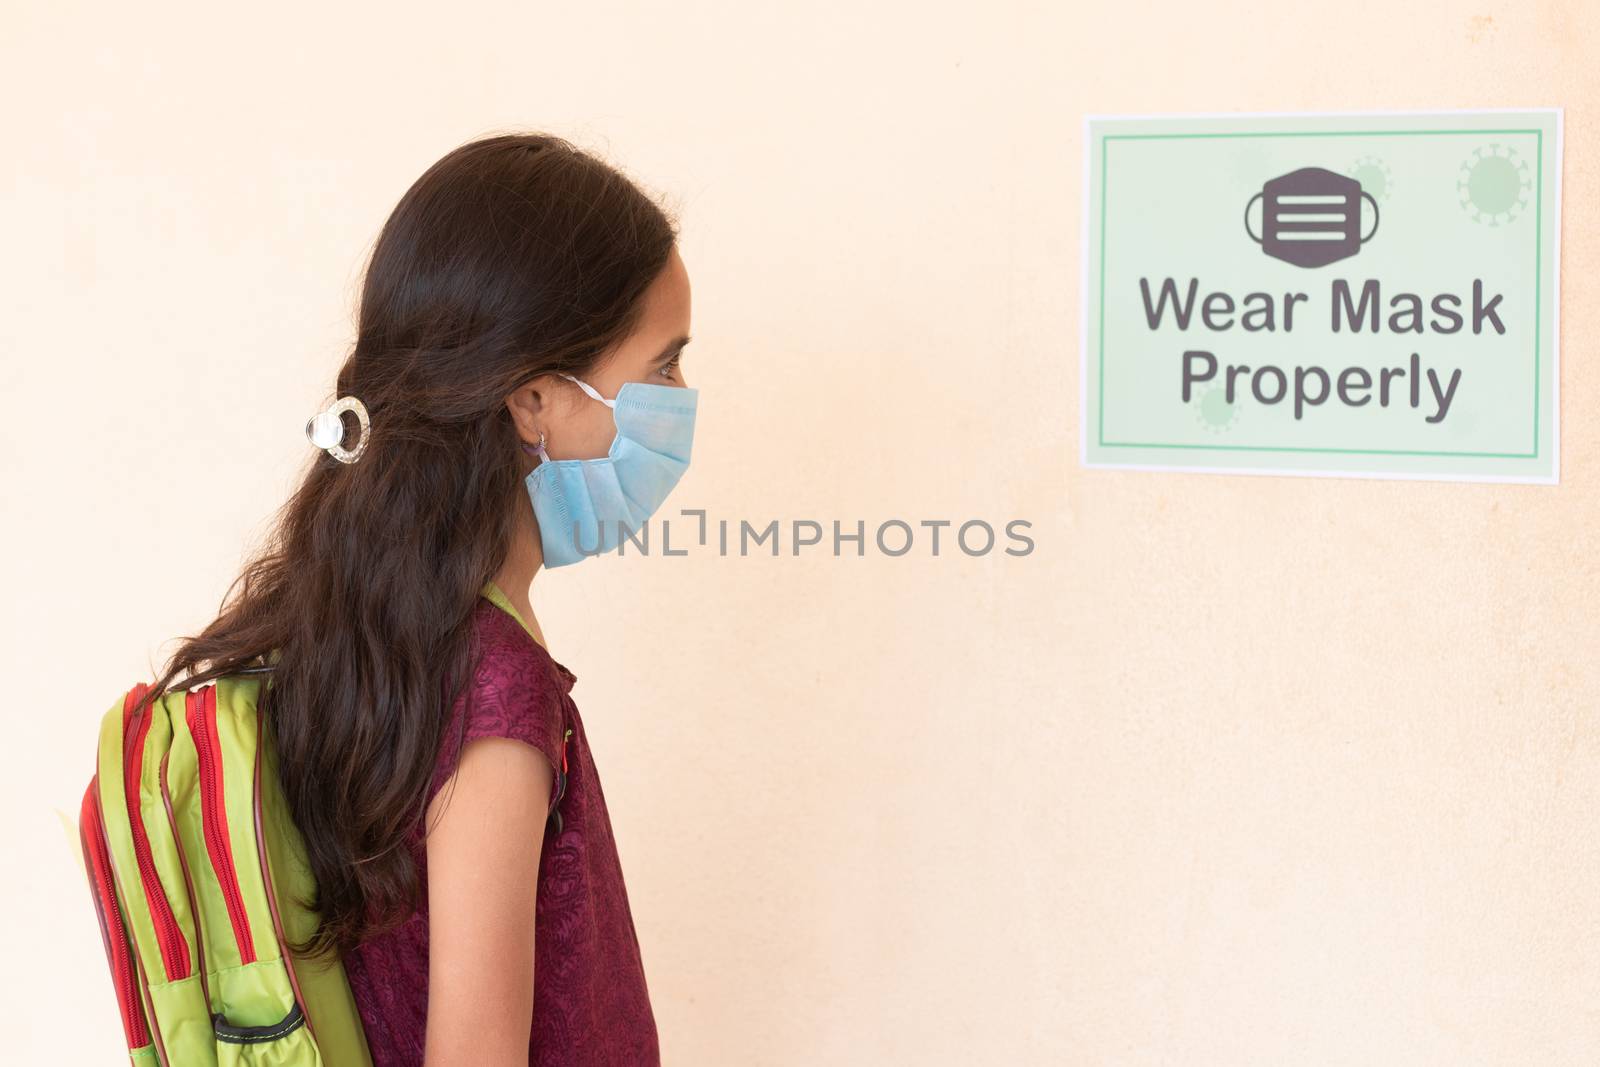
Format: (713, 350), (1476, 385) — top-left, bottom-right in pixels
(521, 372), (611, 465)
(560, 373), (618, 408)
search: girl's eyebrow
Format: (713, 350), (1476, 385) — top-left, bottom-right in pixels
(653, 335), (691, 363)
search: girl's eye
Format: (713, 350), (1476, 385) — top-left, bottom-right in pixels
(658, 353), (682, 379)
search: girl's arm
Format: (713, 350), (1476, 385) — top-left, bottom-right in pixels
(422, 736), (557, 1066)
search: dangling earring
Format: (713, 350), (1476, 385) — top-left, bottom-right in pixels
(520, 432), (549, 464)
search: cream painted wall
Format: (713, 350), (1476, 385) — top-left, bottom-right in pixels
(4, 1), (1596, 1063)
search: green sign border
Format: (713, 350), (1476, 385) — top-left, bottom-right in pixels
(1094, 128), (1544, 459)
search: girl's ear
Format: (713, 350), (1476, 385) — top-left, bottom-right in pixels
(505, 377), (551, 451)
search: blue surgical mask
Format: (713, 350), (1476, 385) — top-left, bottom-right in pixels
(523, 373), (698, 568)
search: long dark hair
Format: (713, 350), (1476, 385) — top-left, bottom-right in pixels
(133, 132), (678, 959)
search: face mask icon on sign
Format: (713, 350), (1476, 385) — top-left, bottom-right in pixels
(1245, 166), (1380, 268)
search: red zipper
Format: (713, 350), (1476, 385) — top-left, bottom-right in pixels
(122, 684), (191, 980)
(160, 746), (214, 1014)
(80, 777), (153, 1051)
(189, 683), (256, 962)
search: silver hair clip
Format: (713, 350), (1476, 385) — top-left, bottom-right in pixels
(304, 395), (371, 464)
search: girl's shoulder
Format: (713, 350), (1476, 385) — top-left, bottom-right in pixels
(476, 580), (579, 689)
(470, 591), (577, 694)
(423, 597), (573, 814)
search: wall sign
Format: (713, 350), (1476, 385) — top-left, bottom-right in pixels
(1081, 109), (1562, 484)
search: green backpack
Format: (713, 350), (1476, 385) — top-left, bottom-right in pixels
(78, 672), (374, 1066)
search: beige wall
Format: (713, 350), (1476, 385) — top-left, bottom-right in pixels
(5, 1), (1597, 1062)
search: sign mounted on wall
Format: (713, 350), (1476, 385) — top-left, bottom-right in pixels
(1081, 109), (1562, 484)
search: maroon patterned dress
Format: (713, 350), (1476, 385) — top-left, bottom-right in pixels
(342, 587), (659, 1065)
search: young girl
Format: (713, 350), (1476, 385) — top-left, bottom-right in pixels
(142, 133), (695, 1065)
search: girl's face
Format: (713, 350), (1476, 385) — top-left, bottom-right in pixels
(515, 245), (693, 464)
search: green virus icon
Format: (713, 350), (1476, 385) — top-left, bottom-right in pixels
(1192, 384), (1241, 435)
(1347, 155), (1394, 201)
(1458, 143), (1531, 226)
